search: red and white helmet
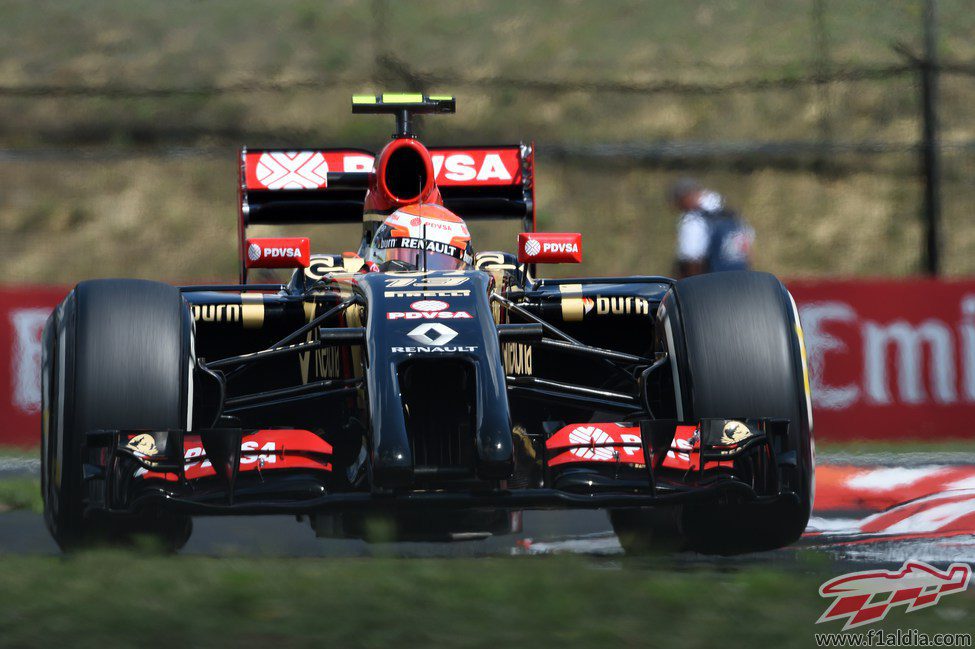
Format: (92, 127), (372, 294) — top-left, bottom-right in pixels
(366, 203), (474, 271)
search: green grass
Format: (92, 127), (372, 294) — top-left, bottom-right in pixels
(0, 478), (41, 513)
(0, 552), (971, 648)
(0, 446), (40, 513)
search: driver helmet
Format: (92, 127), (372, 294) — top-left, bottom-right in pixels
(366, 203), (474, 271)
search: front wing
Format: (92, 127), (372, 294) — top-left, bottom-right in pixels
(81, 418), (801, 517)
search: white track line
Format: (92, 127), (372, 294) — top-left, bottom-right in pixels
(0, 458), (40, 475)
(818, 452), (975, 467)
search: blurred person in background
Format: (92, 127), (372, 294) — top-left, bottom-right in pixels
(669, 177), (755, 278)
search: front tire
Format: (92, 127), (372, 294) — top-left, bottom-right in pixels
(42, 279), (195, 550)
(614, 271), (814, 555)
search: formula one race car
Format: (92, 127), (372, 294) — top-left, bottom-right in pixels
(40, 94), (814, 554)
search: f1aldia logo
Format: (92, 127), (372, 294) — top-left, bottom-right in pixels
(817, 560), (970, 630)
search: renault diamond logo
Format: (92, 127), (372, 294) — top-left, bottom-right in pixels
(407, 322), (458, 345)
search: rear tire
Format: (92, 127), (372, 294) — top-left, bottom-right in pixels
(613, 271), (814, 555)
(42, 279), (195, 551)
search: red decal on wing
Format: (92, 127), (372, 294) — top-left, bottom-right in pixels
(430, 148), (522, 186)
(137, 429), (332, 481)
(245, 151), (374, 190)
(546, 424), (646, 466)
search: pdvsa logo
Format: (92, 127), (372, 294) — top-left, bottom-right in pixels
(541, 241), (579, 254)
(411, 300), (449, 312)
(523, 239), (580, 258)
(516, 232), (582, 264)
(261, 247), (304, 258)
(244, 237), (310, 269)
(387, 299), (472, 320)
(431, 153), (514, 183)
(247, 243), (303, 261)
(524, 238), (542, 257)
(255, 151), (329, 190)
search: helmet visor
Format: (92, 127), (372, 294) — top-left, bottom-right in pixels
(383, 246), (467, 271)
(373, 232), (473, 271)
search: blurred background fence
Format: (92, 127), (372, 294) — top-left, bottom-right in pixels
(1, 0), (974, 281)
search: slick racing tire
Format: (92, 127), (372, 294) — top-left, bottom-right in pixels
(612, 271), (814, 555)
(41, 279), (194, 551)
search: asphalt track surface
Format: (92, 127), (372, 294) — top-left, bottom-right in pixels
(3, 452), (975, 562)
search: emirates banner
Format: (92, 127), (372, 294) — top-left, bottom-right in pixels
(790, 279), (975, 440)
(1, 280), (974, 446)
(0, 287), (68, 447)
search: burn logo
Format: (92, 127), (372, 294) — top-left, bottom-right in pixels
(192, 304), (242, 324)
(595, 297), (650, 316)
(503, 343), (533, 375)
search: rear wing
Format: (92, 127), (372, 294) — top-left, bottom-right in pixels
(238, 143), (535, 282)
(239, 144), (535, 226)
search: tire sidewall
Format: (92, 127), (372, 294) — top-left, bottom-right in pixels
(44, 292), (84, 545)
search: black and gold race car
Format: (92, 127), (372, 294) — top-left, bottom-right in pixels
(40, 94), (814, 554)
